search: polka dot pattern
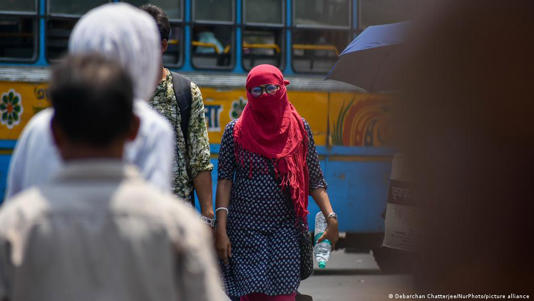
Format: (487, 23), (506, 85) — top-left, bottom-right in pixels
(217, 119), (327, 297)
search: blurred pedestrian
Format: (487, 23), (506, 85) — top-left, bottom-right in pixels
(395, 0), (534, 294)
(215, 64), (339, 301)
(0, 53), (224, 301)
(140, 4), (215, 228)
(5, 3), (175, 199)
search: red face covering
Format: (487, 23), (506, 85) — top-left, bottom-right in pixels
(234, 64), (309, 221)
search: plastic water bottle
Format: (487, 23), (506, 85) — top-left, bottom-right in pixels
(314, 212), (331, 269)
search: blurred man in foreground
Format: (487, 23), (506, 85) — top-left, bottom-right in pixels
(0, 53), (224, 301)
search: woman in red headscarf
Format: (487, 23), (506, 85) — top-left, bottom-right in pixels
(215, 64), (338, 301)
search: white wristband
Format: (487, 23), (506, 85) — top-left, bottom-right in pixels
(215, 207), (229, 215)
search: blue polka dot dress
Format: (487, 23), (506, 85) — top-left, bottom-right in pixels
(218, 119), (327, 297)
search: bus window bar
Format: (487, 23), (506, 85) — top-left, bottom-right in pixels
(168, 39), (179, 45)
(192, 41), (230, 54)
(242, 42), (280, 53)
(292, 44), (339, 56)
(0, 33), (33, 38)
(0, 11), (37, 16)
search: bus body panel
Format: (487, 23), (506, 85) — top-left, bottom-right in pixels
(0, 74), (394, 235)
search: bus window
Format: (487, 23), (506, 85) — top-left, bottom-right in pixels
(193, 0), (233, 23)
(46, 19), (77, 61)
(358, 0), (418, 30)
(292, 29), (348, 73)
(46, 0), (110, 62)
(0, 0), (37, 61)
(242, 0), (284, 71)
(0, 0), (36, 12)
(292, 0), (351, 73)
(242, 29), (283, 71)
(191, 0), (234, 70)
(48, 0), (109, 16)
(122, 0), (182, 20)
(0, 16), (37, 61)
(244, 0), (283, 25)
(294, 0), (349, 28)
(122, 0), (184, 67)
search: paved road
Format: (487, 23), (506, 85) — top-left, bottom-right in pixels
(298, 251), (413, 301)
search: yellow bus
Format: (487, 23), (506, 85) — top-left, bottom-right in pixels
(1, 0), (417, 253)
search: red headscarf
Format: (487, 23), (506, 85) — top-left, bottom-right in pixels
(234, 64), (309, 221)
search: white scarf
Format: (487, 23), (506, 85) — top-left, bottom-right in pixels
(68, 3), (160, 102)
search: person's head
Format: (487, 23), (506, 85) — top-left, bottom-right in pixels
(245, 64), (290, 121)
(68, 3), (160, 101)
(139, 4), (170, 54)
(49, 53), (139, 160)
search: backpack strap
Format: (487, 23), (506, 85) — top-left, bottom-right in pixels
(170, 71), (194, 204)
(170, 71), (192, 148)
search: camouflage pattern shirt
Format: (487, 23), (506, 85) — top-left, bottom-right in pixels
(148, 69), (213, 200)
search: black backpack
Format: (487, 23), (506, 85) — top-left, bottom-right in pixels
(170, 71), (194, 203)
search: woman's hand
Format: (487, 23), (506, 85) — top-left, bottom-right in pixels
(317, 217), (339, 250)
(310, 188), (339, 249)
(215, 227), (232, 265)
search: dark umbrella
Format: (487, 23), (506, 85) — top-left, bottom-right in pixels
(326, 21), (410, 92)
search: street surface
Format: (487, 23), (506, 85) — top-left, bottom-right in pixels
(298, 250), (413, 301)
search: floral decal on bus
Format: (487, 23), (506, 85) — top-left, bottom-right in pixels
(0, 89), (24, 129)
(230, 97), (247, 120)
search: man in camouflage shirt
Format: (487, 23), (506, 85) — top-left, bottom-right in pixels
(141, 4), (215, 227)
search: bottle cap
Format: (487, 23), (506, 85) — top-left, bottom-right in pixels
(318, 261), (326, 269)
